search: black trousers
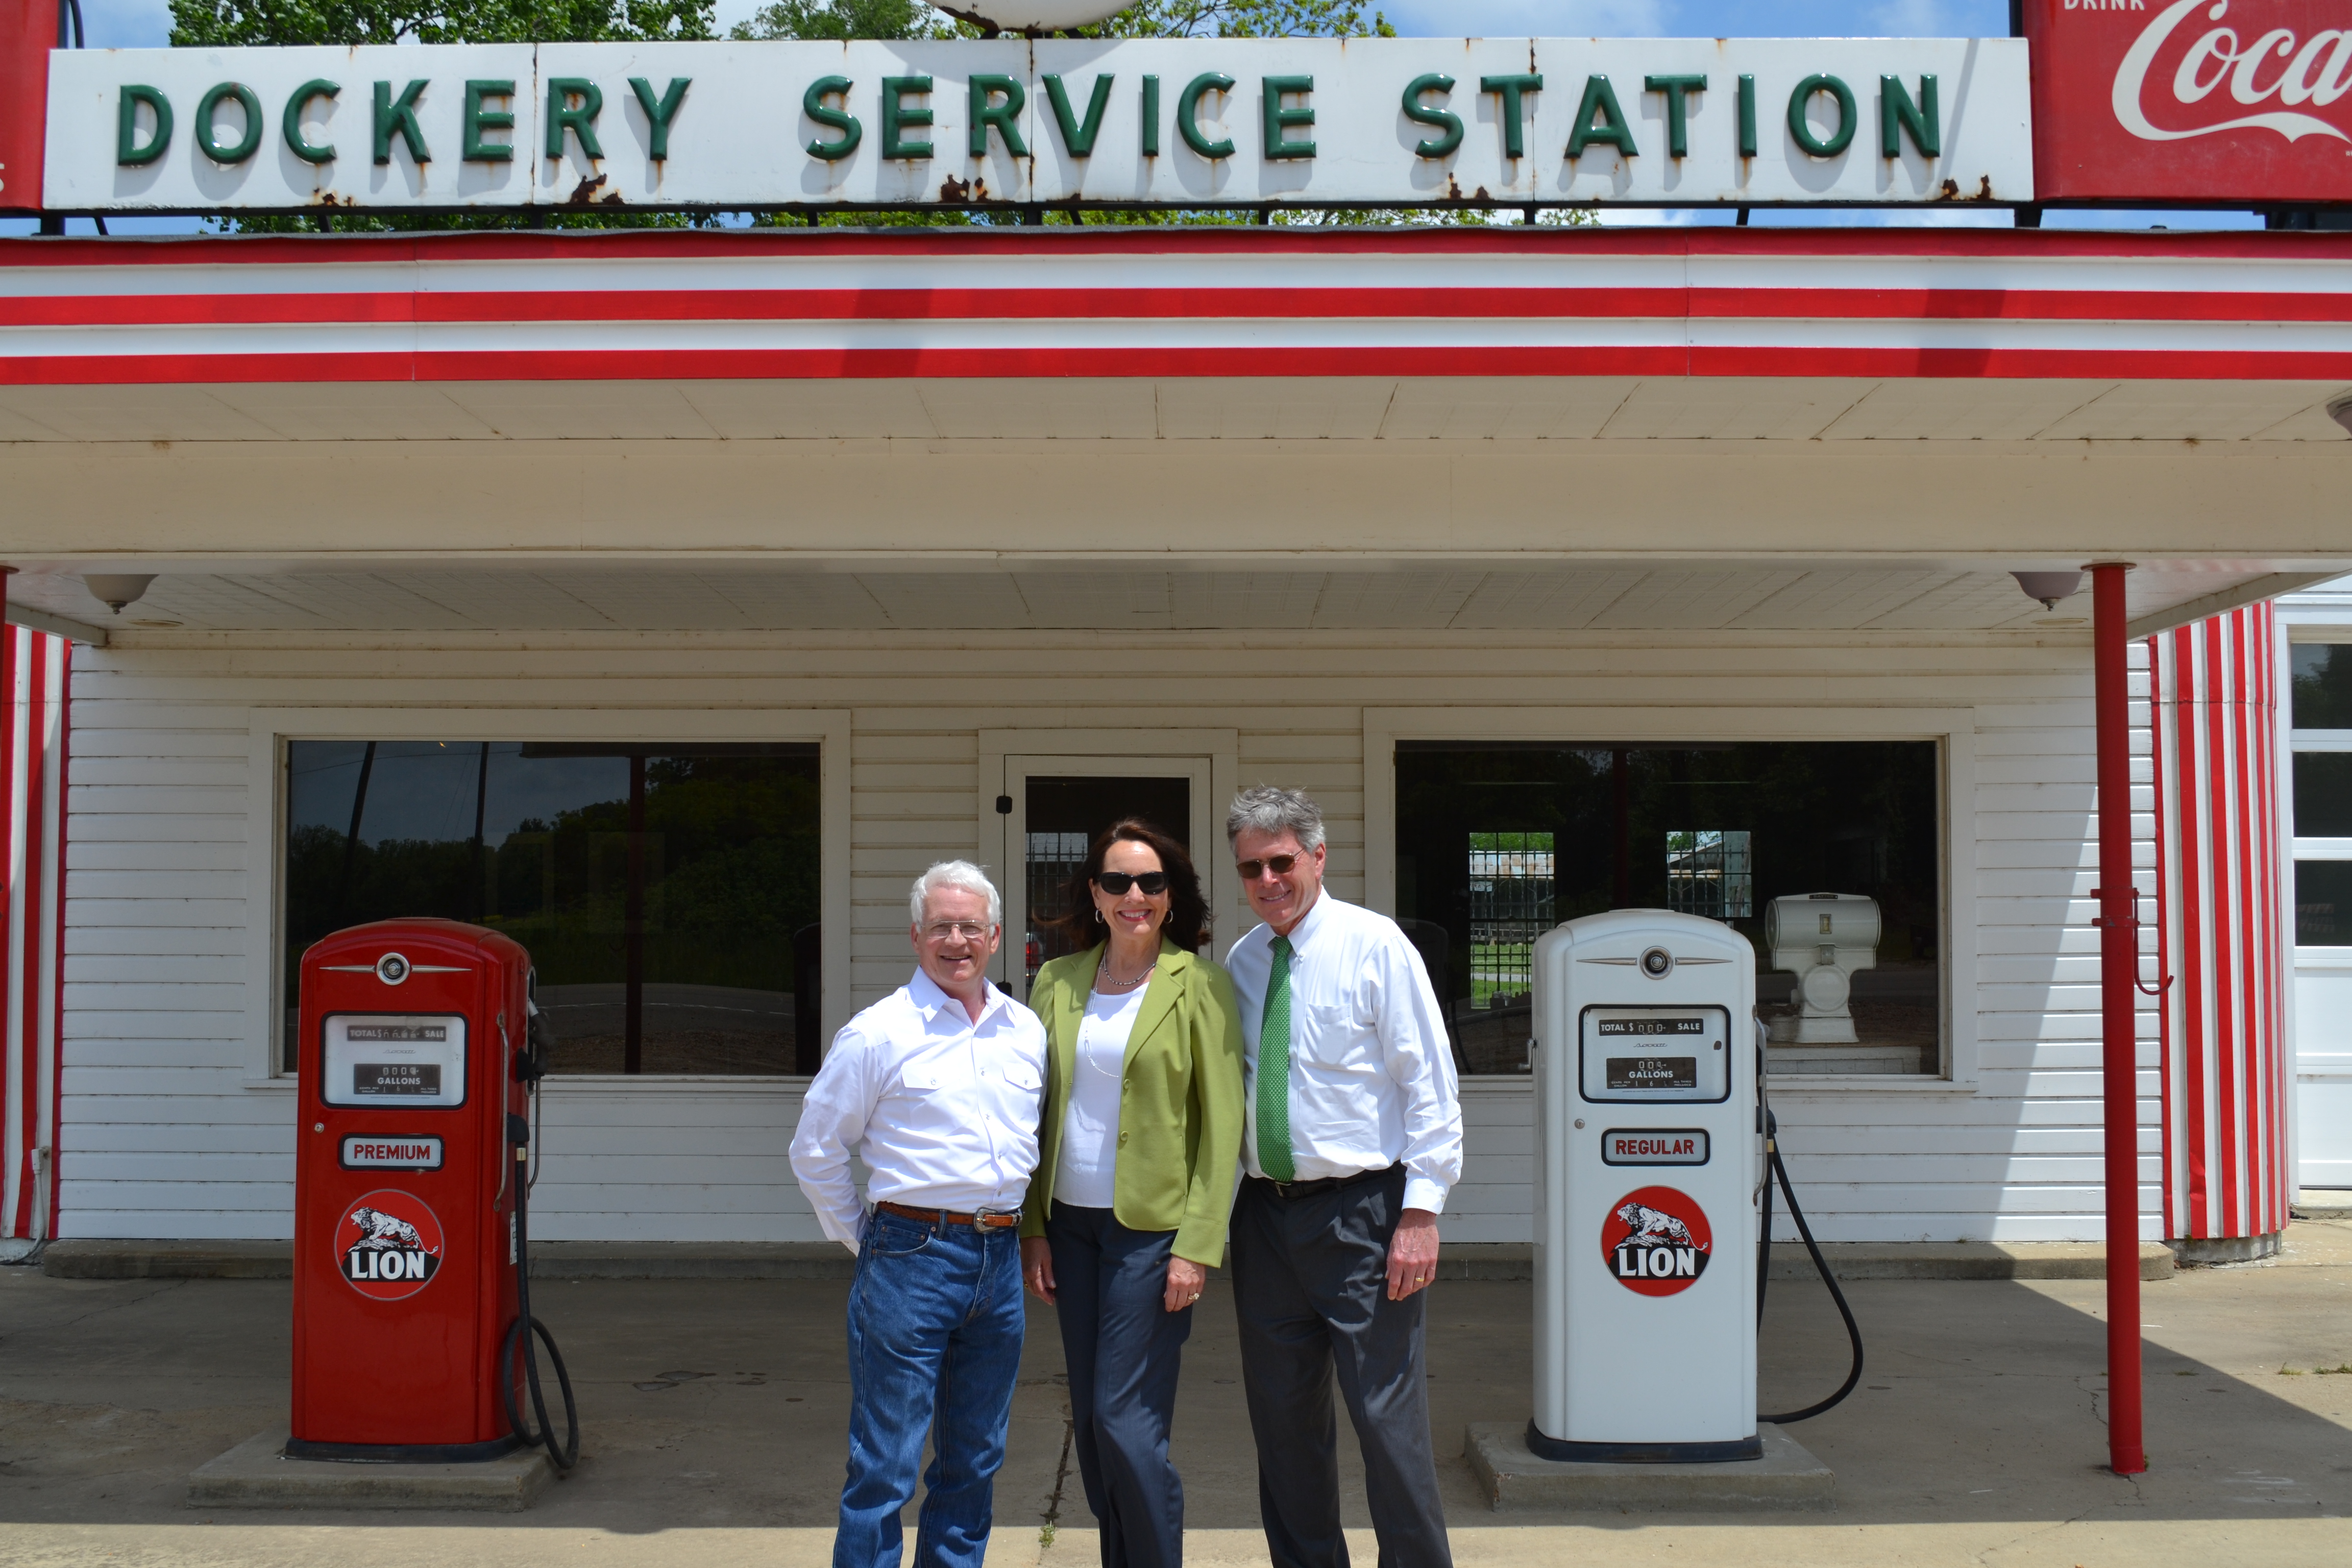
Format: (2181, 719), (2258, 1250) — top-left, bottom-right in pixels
(1228, 1166), (1453, 1568)
(1046, 1202), (1194, 1568)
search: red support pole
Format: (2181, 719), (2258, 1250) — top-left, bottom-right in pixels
(2092, 561), (2148, 1476)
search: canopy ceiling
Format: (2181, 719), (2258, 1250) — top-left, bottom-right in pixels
(3, 227), (2347, 643)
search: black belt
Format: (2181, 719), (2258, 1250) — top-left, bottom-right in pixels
(1248, 1162), (1403, 1200)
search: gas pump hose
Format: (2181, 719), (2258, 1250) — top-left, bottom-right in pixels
(1754, 1107), (1866, 1425)
(503, 1014), (580, 1471)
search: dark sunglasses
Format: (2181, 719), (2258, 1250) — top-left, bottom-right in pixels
(1094, 871), (1170, 896)
(1236, 854), (1302, 881)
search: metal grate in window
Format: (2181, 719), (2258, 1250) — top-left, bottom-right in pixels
(1665, 830), (1753, 922)
(1468, 831), (1555, 1010)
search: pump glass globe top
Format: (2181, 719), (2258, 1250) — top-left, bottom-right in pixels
(939, 3), (1129, 27)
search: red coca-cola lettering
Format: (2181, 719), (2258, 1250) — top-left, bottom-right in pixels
(2029, 0), (2352, 201)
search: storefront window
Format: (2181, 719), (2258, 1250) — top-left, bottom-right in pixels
(284, 742), (822, 1075)
(1396, 742), (1943, 1077)
(2291, 644), (2352, 948)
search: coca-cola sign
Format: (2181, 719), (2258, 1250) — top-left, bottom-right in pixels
(2030, 0), (2352, 201)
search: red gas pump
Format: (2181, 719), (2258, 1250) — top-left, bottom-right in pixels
(290, 919), (576, 1467)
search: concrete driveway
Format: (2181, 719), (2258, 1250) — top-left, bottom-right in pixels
(1, 1222), (2347, 1567)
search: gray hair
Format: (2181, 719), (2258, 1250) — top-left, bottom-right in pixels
(910, 861), (1002, 928)
(1227, 786), (1327, 854)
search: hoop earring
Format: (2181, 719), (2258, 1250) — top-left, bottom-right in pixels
(1094, 907), (1105, 925)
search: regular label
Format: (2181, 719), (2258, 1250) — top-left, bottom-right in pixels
(353, 1063), (441, 1096)
(1606, 1056), (1697, 1091)
(339, 1135), (445, 1170)
(335, 1189), (446, 1301)
(1601, 1185), (1713, 1297)
(1601, 1129), (1710, 1166)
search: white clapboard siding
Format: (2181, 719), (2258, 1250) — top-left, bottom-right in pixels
(54, 631), (2157, 1244)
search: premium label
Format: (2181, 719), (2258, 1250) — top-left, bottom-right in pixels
(338, 1135), (445, 1170)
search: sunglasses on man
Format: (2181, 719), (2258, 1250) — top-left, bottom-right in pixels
(1093, 871), (1170, 896)
(1235, 854), (1303, 881)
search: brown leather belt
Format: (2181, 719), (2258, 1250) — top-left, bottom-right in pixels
(876, 1200), (1022, 1230)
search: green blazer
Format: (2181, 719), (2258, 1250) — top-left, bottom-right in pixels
(1020, 938), (1246, 1267)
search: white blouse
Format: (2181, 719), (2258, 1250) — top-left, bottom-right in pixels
(1054, 983), (1147, 1209)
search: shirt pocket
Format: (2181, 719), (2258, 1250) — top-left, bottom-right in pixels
(1296, 1000), (1379, 1074)
(999, 1059), (1045, 1094)
(900, 1056), (970, 1094)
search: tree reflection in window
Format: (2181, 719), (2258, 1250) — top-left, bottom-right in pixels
(284, 742), (821, 1076)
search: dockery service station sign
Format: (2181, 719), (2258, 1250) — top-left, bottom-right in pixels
(4, 4), (2346, 215)
(32, 37), (2031, 213)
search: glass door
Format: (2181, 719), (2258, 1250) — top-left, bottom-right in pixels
(993, 756), (1213, 998)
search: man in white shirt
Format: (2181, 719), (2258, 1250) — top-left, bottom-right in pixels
(791, 861), (1048, 1568)
(1222, 786), (1463, 1568)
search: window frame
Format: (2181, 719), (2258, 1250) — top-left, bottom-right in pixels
(244, 707), (851, 1088)
(2289, 633), (2352, 950)
(1364, 706), (1974, 1090)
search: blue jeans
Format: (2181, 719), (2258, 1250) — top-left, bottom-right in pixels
(837, 1211), (1027, 1568)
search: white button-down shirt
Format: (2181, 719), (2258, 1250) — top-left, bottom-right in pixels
(1226, 891), (1464, 1215)
(790, 970), (1049, 1253)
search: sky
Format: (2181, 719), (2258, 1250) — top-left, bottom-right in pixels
(68, 2), (2025, 47)
(32, 1), (2250, 232)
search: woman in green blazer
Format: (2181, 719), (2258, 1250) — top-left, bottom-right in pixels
(1020, 817), (1244, 1568)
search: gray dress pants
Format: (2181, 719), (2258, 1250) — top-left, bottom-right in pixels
(1228, 1164), (1454, 1568)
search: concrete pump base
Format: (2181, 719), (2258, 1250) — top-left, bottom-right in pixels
(187, 1427), (555, 1512)
(1464, 1422), (1836, 1512)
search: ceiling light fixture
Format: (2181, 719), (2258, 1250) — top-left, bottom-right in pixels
(84, 573), (157, 614)
(2330, 393), (2352, 435)
(2011, 571), (2084, 612)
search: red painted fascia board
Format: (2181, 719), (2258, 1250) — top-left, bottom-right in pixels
(3, 344), (2347, 385)
(7, 226), (2352, 268)
(3, 285), (2346, 329)
(0, 0), (50, 214)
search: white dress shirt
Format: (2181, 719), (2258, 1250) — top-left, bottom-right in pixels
(1225, 891), (1464, 1216)
(1053, 984), (1146, 1210)
(790, 970), (1049, 1253)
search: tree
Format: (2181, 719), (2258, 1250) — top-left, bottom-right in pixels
(1075, 1), (1392, 38)
(731, 0), (950, 40)
(730, 1), (1391, 40)
(171, 0), (715, 47)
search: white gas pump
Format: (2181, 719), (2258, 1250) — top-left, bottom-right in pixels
(1531, 910), (1761, 1462)
(1763, 892), (1881, 1044)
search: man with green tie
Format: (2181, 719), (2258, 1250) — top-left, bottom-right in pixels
(1222, 785), (1464, 1568)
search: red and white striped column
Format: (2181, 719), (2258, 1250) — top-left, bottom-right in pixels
(2148, 602), (2294, 1255)
(1, 596), (71, 1246)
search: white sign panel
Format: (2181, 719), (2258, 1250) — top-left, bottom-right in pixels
(44, 38), (2032, 212)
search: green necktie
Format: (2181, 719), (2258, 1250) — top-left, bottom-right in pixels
(1257, 935), (1296, 1182)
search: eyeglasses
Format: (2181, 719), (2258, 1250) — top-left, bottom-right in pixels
(1236, 854), (1303, 881)
(1094, 872), (1169, 896)
(922, 921), (992, 943)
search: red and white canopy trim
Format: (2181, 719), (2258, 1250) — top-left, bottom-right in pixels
(2151, 602), (2294, 1245)
(1, 228), (2349, 387)
(1, 614), (68, 1245)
